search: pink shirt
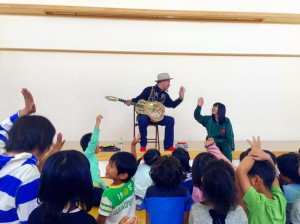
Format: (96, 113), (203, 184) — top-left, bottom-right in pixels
(192, 142), (237, 203)
(192, 186), (204, 203)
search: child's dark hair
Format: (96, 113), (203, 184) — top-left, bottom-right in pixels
(212, 102), (226, 124)
(192, 152), (217, 189)
(110, 151), (138, 182)
(137, 148), (161, 166)
(150, 155), (186, 188)
(202, 160), (237, 216)
(6, 115), (55, 153)
(38, 150), (93, 224)
(203, 159), (236, 182)
(80, 133), (92, 152)
(277, 152), (300, 183)
(172, 147), (191, 173)
(240, 148), (277, 165)
(248, 160), (276, 190)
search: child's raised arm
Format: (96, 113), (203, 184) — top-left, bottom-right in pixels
(131, 134), (141, 159)
(236, 136), (261, 194)
(19, 88), (36, 117)
(247, 137), (279, 188)
(1, 88), (36, 149)
(38, 132), (65, 171)
(95, 115), (103, 130)
(205, 137), (236, 170)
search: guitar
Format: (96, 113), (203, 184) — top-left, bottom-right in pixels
(105, 96), (165, 122)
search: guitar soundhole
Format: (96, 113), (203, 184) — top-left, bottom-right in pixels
(145, 105), (164, 119)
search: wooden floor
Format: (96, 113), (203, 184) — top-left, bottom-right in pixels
(95, 149), (294, 161)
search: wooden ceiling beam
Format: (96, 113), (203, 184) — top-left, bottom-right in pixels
(1, 4), (300, 24)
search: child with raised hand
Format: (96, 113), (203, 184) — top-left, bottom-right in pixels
(131, 134), (161, 210)
(191, 137), (236, 204)
(28, 150), (96, 224)
(172, 147), (193, 195)
(236, 136), (286, 224)
(189, 160), (247, 224)
(80, 114), (107, 206)
(0, 88), (36, 152)
(204, 137), (236, 170)
(277, 152), (300, 223)
(97, 151), (138, 224)
(0, 114), (61, 224)
(142, 155), (194, 224)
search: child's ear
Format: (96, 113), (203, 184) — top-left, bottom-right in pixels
(254, 175), (263, 187)
(119, 173), (128, 181)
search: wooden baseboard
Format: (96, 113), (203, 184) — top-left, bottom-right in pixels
(95, 150), (296, 161)
(62, 140), (299, 160)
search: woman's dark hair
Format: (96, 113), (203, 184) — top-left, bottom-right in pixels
(38, 150), (93, 224)
(192, 152), (217, 188)
(212, 102), (226, 124)
(6, 115), (55, 153)
(137, 148), (161, 166)
(172, 147), (191, 173)
(110, 151), (138, 182)
(202, 160), (237, 216)
(150, 155), (186, 188)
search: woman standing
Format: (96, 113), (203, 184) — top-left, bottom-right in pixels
(194, 97), (234, 161)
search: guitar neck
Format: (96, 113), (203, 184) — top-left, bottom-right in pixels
(117, 98), (136, 106)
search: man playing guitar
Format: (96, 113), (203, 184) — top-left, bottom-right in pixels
(125, 73), (185, 152)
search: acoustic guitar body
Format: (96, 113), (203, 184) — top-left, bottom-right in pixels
(135, 99), (165, 122)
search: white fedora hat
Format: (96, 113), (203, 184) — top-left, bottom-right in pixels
(155, 73), (173, 82)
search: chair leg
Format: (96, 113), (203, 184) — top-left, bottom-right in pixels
(156, 125), (160, 151)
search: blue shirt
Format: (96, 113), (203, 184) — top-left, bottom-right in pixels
(142, 185), (193, 224)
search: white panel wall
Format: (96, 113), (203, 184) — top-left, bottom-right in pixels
(0, 14), (300, 144)
(1, 16), (300, 54)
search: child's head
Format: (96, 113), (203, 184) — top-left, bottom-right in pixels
(6, 115), (55, 155)
(277, 152), (300, 184)
(240, 148), (277, 165)
(203, 159), (236, 182)
(172, 147), (191, 173)
(38, 150), (93, 222)
(80, 133), (100, 153)
(137, 148), (161, 166)
(212, 102), (226, 124)
(248, 160), (276, 191)
(108, 151), (137, 182)
(80, 133), (92, 152)
(150, 155), (185, 189)
(192, 152), (217, 189)
(201, 160), (237, 216)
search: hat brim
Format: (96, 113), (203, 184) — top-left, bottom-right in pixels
(155, 78), (173, 82)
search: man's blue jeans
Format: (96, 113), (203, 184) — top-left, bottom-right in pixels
(137, 114), (174, 149)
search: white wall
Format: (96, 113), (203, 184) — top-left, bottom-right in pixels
(1, 13), (300, 144)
